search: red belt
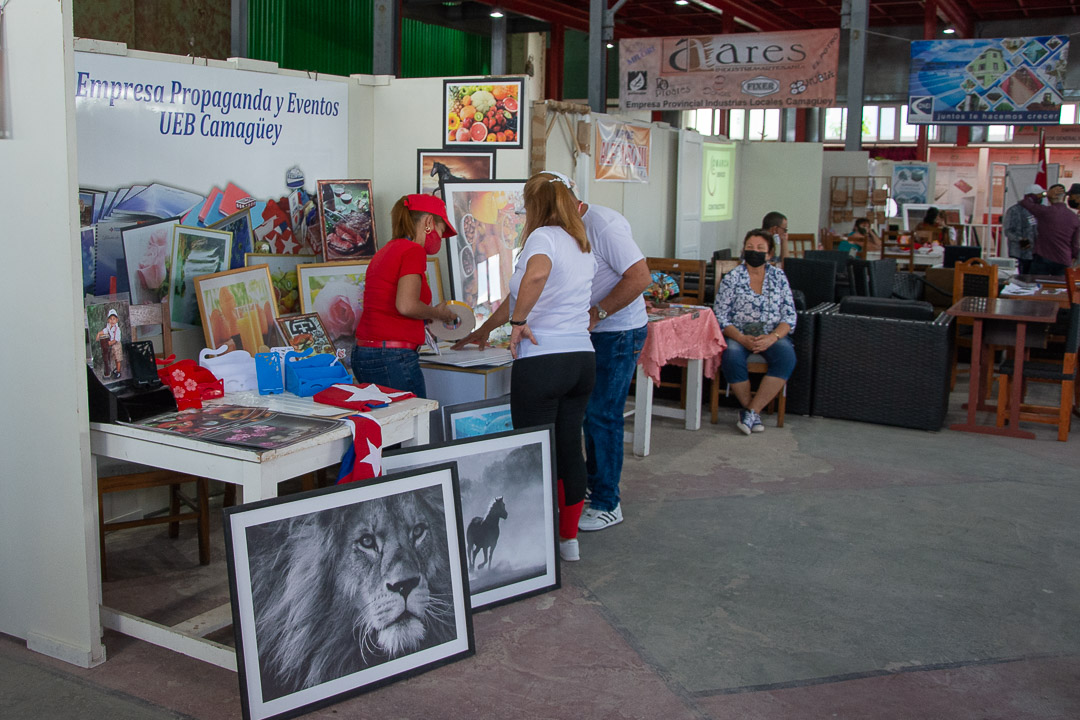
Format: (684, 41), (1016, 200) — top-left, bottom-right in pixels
(357, 339), (419, 350)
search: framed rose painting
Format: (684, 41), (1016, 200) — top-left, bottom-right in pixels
(296, 261), (370, 358)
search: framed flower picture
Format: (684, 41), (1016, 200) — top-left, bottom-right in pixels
(169, 225), (233, 328)
(122, 216), (181, 306)
(316, 179), (377, 260)
(296, 261), (370, 357)
(443, 78), (524, 149)
(245, 252), (315, 316)
(194, 264), (277, 353)
(275, 313), (340, 360)
(440, 180), (527, 330)
(416, 149), (496, 199)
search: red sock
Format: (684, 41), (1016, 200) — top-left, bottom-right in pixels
(557, 478), (584, 540)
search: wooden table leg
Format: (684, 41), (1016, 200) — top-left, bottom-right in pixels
(950, 318), (1037, 439)
(1004, 322), (1036, 439)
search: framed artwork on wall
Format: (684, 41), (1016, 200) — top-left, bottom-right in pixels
(85, 298), (133, 386)
(225, 464), (474, 720)
(168, 225), (233, 328)
(194, 264), (277, 353)
(440, 180), (527, 330)
(416, 149), (497, 198)
(296, 261), (370, 357)
(212, 208), (257, 270)
(316, 179), (377, 260)
(427, 257), (445, 304)
(245, 252), (315, 316)
(382, 426), (557, 611)
(443, 78), (524, 149)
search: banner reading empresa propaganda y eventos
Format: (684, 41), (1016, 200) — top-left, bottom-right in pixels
(74, 52), (348, 197)
(619, 29), (840, 112)
(594, 119), (650, 183)
(907, 36), (1069, 125)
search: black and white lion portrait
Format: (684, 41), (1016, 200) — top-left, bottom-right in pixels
(245, 486), (458, 701)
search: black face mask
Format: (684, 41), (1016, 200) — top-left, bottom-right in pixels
(1069, 196), (1080, 210)
(744, 250), (767, 268)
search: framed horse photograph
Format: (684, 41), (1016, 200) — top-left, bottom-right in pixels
(416, 149), (496, 199)
(224, 463), (474, 720)
(382, 426), (558, 611)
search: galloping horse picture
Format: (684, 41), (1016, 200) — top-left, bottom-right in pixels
(417, 150), (496, 198)
(467, 496), (507, 571)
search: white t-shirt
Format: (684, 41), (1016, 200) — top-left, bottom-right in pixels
(583, 204), (648, 333)
(508, 226), (597, 359)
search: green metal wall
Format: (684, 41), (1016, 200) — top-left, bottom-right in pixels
(563, 29), (619, 101)
(248, 0), (489, 78)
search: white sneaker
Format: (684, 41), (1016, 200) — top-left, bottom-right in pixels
(578, 504), (623, 532)
(559, 538), (580, 562)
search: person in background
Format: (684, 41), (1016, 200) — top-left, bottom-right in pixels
(454, 173), (597, 562)
(352, 194), (457, 397)
(1020, 183), (1080, 276)
(713, 229), (797, 435)
(838, 217), (881, 255)
(761, 211), (788, 261)
(914, 207), (955, 245)
(559, 173), (653, 533)
(1003, 184), (1041, 275)
(1066, 183), (1080, 212)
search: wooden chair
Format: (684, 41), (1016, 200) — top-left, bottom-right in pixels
(646, 257), (707, 304)
(994, 303), (1078, 441)
(881, 235), (916, 271)
(950, 258), (999, 392)
(709, 355), (786, 426)
(787, 233), (815, 259)
(97, 300), (211, 580)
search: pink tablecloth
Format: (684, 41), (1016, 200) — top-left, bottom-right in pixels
(638, 305), (726, 384)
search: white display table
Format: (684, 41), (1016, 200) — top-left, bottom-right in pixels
(89, 396), (438, 670)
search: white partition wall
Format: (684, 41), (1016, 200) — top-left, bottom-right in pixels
(738, 142), (824, 239)
(0, 0), (105, 667)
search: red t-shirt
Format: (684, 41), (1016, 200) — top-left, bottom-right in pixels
(354, 238), (431, 345)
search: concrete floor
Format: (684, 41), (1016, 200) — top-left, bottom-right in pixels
(2, 391), (1078, 720)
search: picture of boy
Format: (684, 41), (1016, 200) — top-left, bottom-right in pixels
(96, 308), (124, 379)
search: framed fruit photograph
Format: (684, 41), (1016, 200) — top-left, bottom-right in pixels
(315, 179), (377, 260)
(245, 252), (315, 316)
(443, 78), (524, 150)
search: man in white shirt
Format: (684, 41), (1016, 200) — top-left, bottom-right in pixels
(537, 173), (651, 532)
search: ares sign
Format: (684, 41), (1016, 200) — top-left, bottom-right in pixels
(619, 29), (840, 112)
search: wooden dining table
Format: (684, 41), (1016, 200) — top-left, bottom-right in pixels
(946, 297), (1059, 439)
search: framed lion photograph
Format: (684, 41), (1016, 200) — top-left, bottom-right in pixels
(382, 425), (557, 611)
(224, 463), (474, 720)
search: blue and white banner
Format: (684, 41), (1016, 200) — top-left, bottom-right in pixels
(75, 52), (349, 197)
(907, 36), (1068, 125)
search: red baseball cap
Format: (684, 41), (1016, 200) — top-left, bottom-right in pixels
(403, 194), (457, 237)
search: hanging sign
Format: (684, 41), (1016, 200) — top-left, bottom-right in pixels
(618, 29), (840, 112)
(594, 119), (650, 183)
(907, 36), (1069, 125)
(701, 143), (735, 221)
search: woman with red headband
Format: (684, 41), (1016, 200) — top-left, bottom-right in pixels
(352, 194), (457, 397)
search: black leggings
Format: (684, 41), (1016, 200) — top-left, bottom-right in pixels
(511, 352), (596, 506)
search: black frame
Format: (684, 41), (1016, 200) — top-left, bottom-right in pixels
(382, 426), (559, 611)
(224, 464), (474, 720)
(441, 394), (512, 441)
(442, 77), (525, 150)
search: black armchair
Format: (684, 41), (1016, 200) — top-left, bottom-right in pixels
(812, 297), (954, 431)
(784, 258), (837, 309)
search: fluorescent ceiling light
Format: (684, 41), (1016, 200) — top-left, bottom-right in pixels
(943, 26), (956, 34)
(490, 10), (505, 18)
(606, 42), (614, 49)
(675, 0), (689, 5)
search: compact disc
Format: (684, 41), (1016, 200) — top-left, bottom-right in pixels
(429, 300), (476, 342)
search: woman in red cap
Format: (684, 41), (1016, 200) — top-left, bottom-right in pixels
(352, 194), (457, 397)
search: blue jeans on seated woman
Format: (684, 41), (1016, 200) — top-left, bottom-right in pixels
(350, 346), (427, 398)
(720, 336), (796, 384)
(584, 325), (648, 513)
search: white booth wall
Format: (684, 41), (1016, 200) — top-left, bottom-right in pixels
(820, 150), (872, 234)
(0, 0), (105, 667)
(738, 142), (825, 241)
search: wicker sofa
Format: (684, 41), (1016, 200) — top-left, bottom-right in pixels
(811, 297), (954, 431)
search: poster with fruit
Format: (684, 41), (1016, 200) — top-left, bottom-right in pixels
(444, 78), (524, 149)
(316, 179), (378, 260)
(296, 260), (370, 359)
(245, 252), (315, 316)
(275, 313), (339, 360)
(194, 264), (278, 354)
(441, 180), (527, 330)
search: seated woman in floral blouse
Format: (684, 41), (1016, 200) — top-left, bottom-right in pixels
(713, 229), (797, 435)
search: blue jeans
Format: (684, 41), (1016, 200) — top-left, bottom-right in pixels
(584, 326), (647, 512)
(1030, 255), (1068, 277)
(350, 346), (427, 398)
(720, 336), (796, 384)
